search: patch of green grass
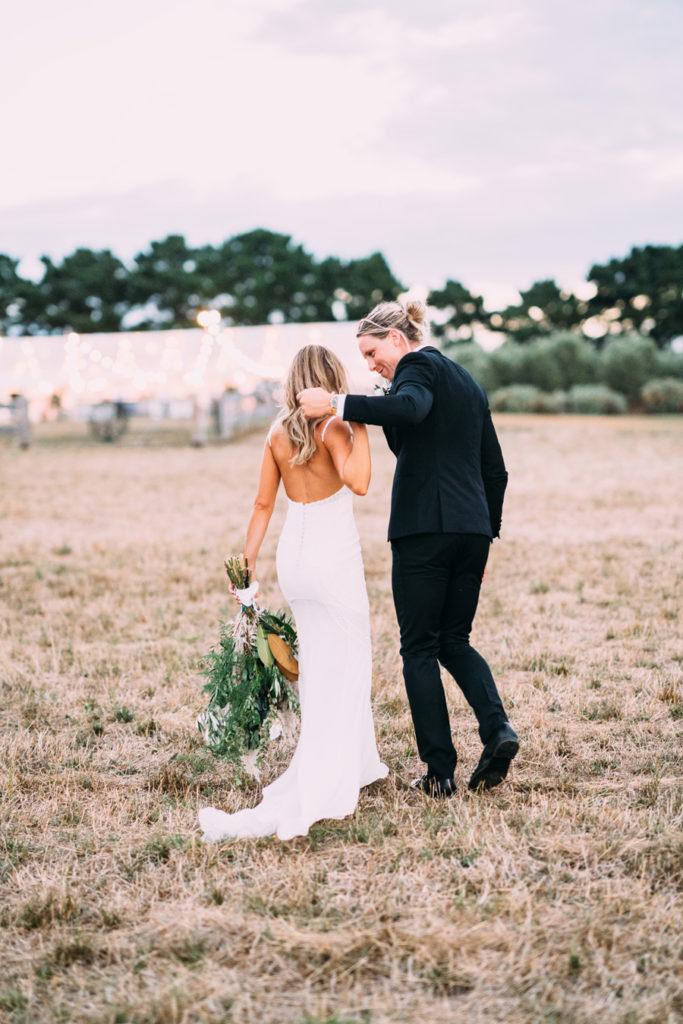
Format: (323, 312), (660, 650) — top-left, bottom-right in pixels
(521, 653), (573, 676)
(347, 822), (369, 844)
(587, 758), (615, 776)
(0, 988), (27, 1013)
(49, 935), (97, 967)
(169, 934), (207, 966)
(568, 951), (582, 974)
(83, 699), (105, 736)
(132, 834), (189, 871)
(135, 717), (158, 736)
(99, 908), (122, 929)
(19, 893), (79, 930)
(456, 849), (480, 868)
(423, 964), (474, 996)
(582, 699), (622, 721)
(0, 837), (30, 882)
(113, 705), (134, 723)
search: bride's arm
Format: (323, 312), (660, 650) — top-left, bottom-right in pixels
(243, 439), (281, 577)
(324, 418), (371, 496)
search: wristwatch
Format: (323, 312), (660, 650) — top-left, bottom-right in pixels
(329, 392), (339, 415)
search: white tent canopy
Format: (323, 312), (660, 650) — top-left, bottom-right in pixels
(0, 321), (378, 416)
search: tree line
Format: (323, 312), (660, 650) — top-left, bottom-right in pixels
(0, 232), (681, 349)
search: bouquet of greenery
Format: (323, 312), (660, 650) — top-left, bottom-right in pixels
(197, 555), (300, 774)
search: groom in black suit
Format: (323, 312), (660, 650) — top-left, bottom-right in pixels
(297, 301), (519, 797)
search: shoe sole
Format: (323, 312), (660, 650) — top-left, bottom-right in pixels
(469, 738), (519, 791)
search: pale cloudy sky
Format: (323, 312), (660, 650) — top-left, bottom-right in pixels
(2, 0), (682, 306)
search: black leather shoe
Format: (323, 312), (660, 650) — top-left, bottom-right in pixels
(468, 723), (519, 791)
(410, 773), (456, 798)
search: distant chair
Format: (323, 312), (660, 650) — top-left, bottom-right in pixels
(212, 384), (279, 443)
(88, 401), (130, 442)
(191, 397), (211, 447)
(0, 394), (31, 448)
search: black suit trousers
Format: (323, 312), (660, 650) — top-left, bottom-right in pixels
(390, 531), (509, 778)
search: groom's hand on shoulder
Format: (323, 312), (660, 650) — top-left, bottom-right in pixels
(297, 387), (333, 419)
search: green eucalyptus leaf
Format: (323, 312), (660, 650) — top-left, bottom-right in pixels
(256, 625), (275, 668)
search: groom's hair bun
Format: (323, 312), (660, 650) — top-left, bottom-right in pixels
(356, 298), (429, 345)
(404, 299), (427, 327)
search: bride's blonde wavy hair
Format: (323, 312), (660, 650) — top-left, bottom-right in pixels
(278, 344), (350, 466)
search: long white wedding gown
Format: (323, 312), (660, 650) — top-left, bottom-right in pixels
(198, 421), (389, 842)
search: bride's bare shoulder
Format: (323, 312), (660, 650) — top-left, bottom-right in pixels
(267, 416), (286, 445)
(320, 416), (353, 445)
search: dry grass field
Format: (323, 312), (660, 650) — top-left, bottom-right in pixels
(1, 414), (681, 1024)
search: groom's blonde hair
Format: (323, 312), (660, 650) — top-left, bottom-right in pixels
(357, 299), (428, 345)
(281, 344), (349, 465)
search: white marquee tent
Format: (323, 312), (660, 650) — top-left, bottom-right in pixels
(0, 321), (378, 421)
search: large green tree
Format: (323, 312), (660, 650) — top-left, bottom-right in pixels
(195, 229), (326, 325)
(194, 236), (403, 325)
(0, 253), (28, 334)
(587, 244), (683, 348)
(427, 279), (489, 342)
(492, 279), (584, 342)
(18, 248), (130, 334)
(332, 252), (404, 321)
(127, 234), (205, 329)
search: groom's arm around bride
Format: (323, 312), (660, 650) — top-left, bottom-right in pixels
(298, 342), (507, 544)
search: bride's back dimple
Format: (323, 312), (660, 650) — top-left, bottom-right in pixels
(269, 417), (347, 505)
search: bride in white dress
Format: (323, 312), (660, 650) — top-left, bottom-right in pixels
(198, 344), (388, 842)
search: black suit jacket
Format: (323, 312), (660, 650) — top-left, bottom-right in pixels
(342, 345), (508, 542)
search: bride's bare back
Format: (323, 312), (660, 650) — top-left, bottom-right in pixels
(242, 413), (370, 576)
(269, 415), (354, 504)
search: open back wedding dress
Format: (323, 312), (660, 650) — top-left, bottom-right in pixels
(198, 416), (388, 842)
